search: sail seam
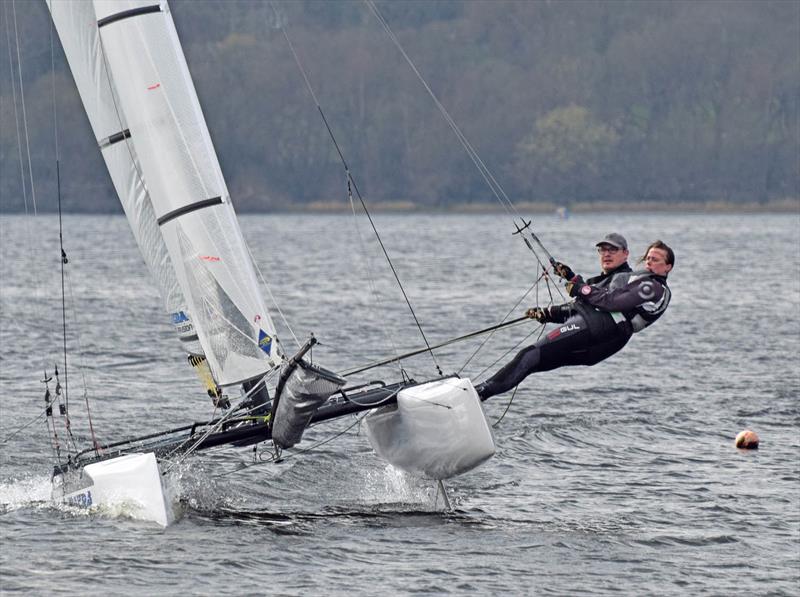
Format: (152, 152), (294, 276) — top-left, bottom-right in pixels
(98, 129), (131, 148)
(97, 5), (162, 29)
(157, 197), (223, 226)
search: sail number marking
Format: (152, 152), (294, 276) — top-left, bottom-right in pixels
(66, 490), (93, 508)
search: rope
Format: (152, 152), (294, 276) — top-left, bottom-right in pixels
(53, 366), (78, 454)
(365, 0), (517, 217)
(458, 275), (545, 376)
(42, 380), (62, 463)
(474, 318), (547, 382)
(51, 16), (72, 441)
(49, 10), (59, 162)
(10, 0), (38, 217)
(346, 181), (405, 379)
(214, 411), (367, 478)
(6, 1), (81, 458)
(63, 264), (101, 453)
(340, 316), (530, 377)
(484, 324), (549, 430)
(161, 369), (279, 471)
(0, 409), (47, 444)
(267, 1), (567, 382)
(492, 385), (518, 428)
(269, 1), (443, 378)
(366, 0), (559, 275)
(366, 0), (564, 275)
(363, 0), (570, 372)
(4, 2), (27, 216)
(244, 242), (301, 350)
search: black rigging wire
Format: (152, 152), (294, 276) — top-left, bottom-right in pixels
(10, 0), (37, 216)
(269, 1), (443, 377)
(5, 2), (61, 458)
(365, 0), (557, 281)
(214, 413), (366, 478)
(474, 319), (547, 383)
(4, 1), (28, 215)
(363, 0), (566, 275)
(362, 0), (571, 385)
(55, 139), (69, 420)
(364, 0), (516, 217)
(340, 315), (530, 377)
(492, 385), (518, 428)
(0, 409), (47, 444)
(50, 10), (80, 454)
(458, 273), (547, 376)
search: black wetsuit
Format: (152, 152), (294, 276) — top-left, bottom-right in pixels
(476, 264), (670, 400)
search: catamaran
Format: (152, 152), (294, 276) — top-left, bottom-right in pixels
(41, 0), (507, 526)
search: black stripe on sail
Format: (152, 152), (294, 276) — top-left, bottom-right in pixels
(180, 334), (199, 343)
(157, 197), (223, 226)
(98, 4), (162, 28)
(99, 129), (131, 149)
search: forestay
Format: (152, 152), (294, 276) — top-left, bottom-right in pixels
(49, 0), (282, 386)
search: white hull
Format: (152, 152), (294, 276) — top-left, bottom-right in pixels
(52, 452), (178, 527)
(364, 377), (496, 480)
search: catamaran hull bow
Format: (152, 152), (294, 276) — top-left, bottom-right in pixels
(52, 452), (177, 527)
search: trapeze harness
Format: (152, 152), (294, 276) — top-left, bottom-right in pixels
(476, 265), (671, 400)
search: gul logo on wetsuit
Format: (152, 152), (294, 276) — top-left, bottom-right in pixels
(547, 323), (580, 340)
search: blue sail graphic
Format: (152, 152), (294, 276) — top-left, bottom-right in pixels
(258, 330), (272, 355)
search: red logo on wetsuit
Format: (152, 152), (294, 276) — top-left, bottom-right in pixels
(580, 285), (591, 296)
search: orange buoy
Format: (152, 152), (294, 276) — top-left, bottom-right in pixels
(735, 429), (759, 449)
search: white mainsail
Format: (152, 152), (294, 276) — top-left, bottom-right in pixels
(49, 0), (282, 385)
(47, 0), (200, 356)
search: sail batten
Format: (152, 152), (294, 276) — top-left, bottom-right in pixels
(99, 129), (132, 147)
(157, 197), (223, 226)
(50, 0), (283, 386)
(97, 4), (162, 29)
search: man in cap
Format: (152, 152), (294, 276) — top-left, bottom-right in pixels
(580, 232), (632, 289)
(475, 235), (672, 401)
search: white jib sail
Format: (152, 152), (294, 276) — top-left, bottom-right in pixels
(52, 0), (283, 385)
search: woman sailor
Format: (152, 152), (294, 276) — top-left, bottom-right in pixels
(475, 240), (673, 400)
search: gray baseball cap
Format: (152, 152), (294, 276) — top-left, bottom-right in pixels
(595, 233), (628, 250)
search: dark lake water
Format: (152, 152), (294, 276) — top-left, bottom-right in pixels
(1, 212), (798, 595)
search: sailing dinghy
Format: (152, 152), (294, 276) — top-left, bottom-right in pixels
(44, 0), (496, 526)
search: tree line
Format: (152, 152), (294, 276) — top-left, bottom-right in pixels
(1, 0), (797, 213)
